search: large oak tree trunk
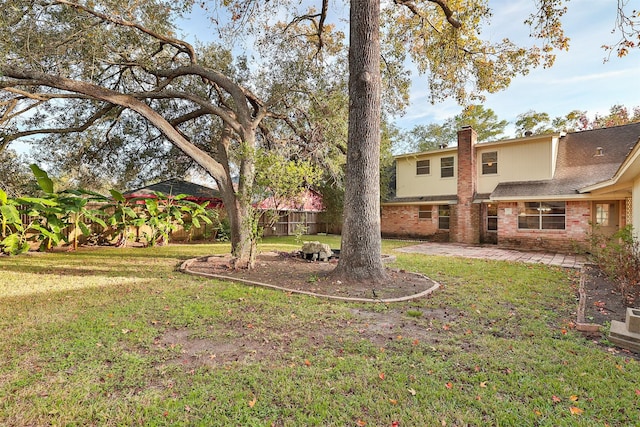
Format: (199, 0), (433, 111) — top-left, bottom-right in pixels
(214, 126), (258, 269)
(331, 0), (387, 284)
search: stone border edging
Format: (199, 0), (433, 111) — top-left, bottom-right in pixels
(576, 264), (601, 332)
(179, 256), (440, 303)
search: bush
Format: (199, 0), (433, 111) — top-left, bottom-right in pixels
(216, 217), (231, 242)
(588, 225), (640, 305)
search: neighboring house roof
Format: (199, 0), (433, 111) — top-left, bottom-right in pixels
(124, 179), (222, 204)
(492, 122), (640, 200)
(256, 189), (324, 212)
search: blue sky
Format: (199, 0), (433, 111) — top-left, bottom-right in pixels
(393, 0), (640, 137)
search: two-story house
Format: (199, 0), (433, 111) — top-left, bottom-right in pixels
(381, 122), (640, 252)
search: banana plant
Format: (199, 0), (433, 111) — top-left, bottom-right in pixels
(103, 189), (141, 247)
(0, 188), (19, 239)
(139, 192), (185, 246)
(24, 165), (67, 251)
(0, 188), (30, 255)
(58, 189), (108, 250)
(179, 199), (217, 242)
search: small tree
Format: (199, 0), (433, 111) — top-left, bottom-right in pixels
(254, 150), (322, 235)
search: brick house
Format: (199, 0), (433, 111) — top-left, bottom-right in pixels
(381, 122), (640, 252)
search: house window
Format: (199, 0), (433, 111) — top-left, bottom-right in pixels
(441, 157), (454, 178)
(438, 205), (450, 230)
(418, 205), (432, 219)
(482, 152), (498, 175)
(416, 159), (430, 175)
(517, 202), (566, 230)
(486, 203), (498, 231)
(595, 203), (610, 226)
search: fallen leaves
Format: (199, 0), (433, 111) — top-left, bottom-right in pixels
(569, 406), (584, 415)
(551, 394), (584, 415)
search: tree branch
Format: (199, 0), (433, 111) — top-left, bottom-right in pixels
(0, 103), (118, 147)
(0, 65), (228, 181)
(394, 0), (461, 29)
(53, 0), (198, 64)
(150, 65), (267, 127)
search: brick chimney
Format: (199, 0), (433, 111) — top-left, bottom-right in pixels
(452, 126), (480, 244)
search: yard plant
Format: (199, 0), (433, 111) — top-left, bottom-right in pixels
(1, 237), (639, 425)
(0, 166), (218, 254)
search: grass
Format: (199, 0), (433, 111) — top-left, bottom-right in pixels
(1, 236), (639, 426)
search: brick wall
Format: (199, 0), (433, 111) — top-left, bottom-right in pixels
(453, 126), (480, 243)
(381, 205), (449, 241)
(498, 201), (591, 253)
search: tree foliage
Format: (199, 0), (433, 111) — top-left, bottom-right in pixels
(515, 104), (640, 136)
(403, 105), (507, 152)
(0, 149), (36, 197)
(0, 0), (349, 268)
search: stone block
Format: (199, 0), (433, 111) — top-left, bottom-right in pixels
(627, 308), (640, 333)
(301, 241), (333, 261)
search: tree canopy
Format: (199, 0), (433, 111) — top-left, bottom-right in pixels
(402, 105), (508, 152)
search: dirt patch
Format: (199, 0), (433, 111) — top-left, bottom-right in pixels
(153, 328), (285, 368)
(581, 264), (629, 327)
(161, 252), (444, 368)
(153, 306), (457, 369)
(183, 251), (437, 301)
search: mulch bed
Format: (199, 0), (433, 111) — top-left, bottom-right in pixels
(183, 251), (438, 301)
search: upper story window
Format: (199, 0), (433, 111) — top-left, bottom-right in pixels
(440, 157), (454, 178)
(416, 159), (430, 175)
(482, 151), (498, 175)
(517, 202), (566, 230)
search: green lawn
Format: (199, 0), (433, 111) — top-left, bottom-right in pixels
(1, 236), (638, 426)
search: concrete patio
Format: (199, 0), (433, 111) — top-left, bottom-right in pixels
(395, 242), (586, 269)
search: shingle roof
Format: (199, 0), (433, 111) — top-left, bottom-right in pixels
(124, 178), (221, 200)
(492, 122), (640, 199)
